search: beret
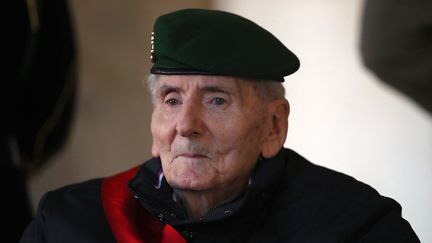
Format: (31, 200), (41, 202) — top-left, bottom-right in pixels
(150, 9), (300, 82)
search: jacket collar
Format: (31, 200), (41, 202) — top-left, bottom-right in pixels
(128, 148), (288, 225)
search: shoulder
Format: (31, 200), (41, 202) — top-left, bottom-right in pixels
(40, 178), (105, 217)
(21, 178), (117, 242)
(269, 148), (420, 242)
(279, 148), (402, 215)
(281, 148), (381, 201)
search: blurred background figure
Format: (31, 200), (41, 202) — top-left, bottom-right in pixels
(360, 0), (432, 114)
(5, 0), (76, 241)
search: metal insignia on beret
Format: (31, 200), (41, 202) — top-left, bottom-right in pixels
(150, 31), (155, 63)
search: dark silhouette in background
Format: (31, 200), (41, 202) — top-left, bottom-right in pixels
(360, 0), (432, 114)
(5, 0), (76, 241)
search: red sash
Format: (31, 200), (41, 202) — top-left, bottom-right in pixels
(101, 166), (186, 243)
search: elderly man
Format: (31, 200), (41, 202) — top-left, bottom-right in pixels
(21, 9), (419, 242)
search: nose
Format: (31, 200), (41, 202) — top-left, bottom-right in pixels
(176, 101), (205, 137)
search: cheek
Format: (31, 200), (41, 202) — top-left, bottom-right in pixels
(151, 111), (175, 154)
(214, 117), (265, 162)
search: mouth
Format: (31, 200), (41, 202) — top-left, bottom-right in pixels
(178, 153), (207, 159)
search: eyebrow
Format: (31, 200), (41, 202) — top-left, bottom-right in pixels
(201, 85), (232, 94)
(157, 83), (235, 97)
(157, 84), (181, 97)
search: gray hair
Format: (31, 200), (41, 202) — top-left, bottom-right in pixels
(146, 74), (285, 105)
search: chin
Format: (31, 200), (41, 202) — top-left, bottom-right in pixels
(169, 173), (213, 192)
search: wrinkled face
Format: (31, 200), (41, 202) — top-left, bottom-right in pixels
(151, 75), (272, 193)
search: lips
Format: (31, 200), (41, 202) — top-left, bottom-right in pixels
(172, 143), (211, 160)
(177, 153), (208, 159)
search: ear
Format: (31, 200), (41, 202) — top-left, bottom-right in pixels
(151, 143), (160, 157)
(150, 114), (161, 158)
(261, 99), (290, 159)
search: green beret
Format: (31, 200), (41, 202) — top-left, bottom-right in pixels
(150, 9), (300, 82)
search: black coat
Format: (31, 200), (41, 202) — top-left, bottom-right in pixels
(20, 148), (420, 242)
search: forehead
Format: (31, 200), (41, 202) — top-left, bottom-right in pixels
(156, 75), (257, 96)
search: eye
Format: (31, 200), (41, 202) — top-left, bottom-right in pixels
(165, 98), (181, 106)
(210, 97), (227, 106)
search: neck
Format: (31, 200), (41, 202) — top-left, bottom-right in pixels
(173, 181), (248, 220)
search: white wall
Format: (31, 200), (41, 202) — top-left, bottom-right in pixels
(215, 0), (432, 241)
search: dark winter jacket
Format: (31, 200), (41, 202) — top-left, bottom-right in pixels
(20, 148), (420, 242)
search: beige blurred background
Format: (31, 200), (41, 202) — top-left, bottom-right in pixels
(28, 0), (431, 241)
